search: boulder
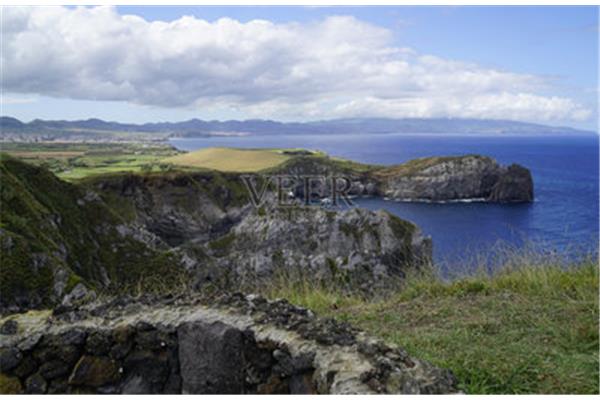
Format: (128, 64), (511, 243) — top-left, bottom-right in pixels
(178, 321), (245, 394)
(68, 356), (119, 387)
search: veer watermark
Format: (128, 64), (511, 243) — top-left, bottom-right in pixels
(241, 175), (354, 208)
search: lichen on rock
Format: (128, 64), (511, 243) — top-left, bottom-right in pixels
(0, 294), (459, 394)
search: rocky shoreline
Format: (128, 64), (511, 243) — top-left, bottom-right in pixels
(273, 154), (534, 204)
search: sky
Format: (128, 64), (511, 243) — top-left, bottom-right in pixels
(1, 6), (598, 130)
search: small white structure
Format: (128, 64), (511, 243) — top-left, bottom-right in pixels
(320, 197), (332, 208)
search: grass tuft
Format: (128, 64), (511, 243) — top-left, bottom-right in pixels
(259, 249), (599, 394)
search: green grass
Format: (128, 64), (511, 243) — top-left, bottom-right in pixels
(0, 142), (181, 180)
(261, 256), (599, 394)
(374, 154), (490, 178)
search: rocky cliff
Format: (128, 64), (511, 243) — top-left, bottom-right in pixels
(0, 156), (430, 312)
(267, 154), (534, 203)
(0, 294), (458, 394)
(374, 155), (533, 202)
(90, 172), (431, 295)
(0, 151), (533, 311)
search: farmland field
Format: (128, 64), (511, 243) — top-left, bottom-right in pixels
(164, 147), (301, 172)
(0, 142), (181, 180)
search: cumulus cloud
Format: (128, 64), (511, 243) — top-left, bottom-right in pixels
(0, 6), (592, 122)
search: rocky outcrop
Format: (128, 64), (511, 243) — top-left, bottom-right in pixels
(91, 173), (431, 294)
(90, 171), (251, 247)
(375, 155), (533, 203)
(0, 294), (458, 394)
(267, 154), (533, 203)
(199, 206), (431, 293)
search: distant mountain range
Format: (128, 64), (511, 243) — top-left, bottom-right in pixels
(0, 116), (595, 142)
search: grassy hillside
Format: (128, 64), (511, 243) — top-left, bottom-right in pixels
(262, 257), (599, 394)
(0, 154), (186, 310)
(163, 147), (299, 172)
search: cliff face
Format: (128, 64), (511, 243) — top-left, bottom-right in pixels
(91, 173), (431, 295)
(205, 207), (430, 292)
(267, 154), (534, 203)
(374, 155), (534, 203)
(487, 164), (534, 202)
(0, 151), (533, 312)
(0, 294), (458, 394)
(0, 157), (431, 312)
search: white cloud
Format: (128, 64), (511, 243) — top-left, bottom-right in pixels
(0, 6), (592, 122)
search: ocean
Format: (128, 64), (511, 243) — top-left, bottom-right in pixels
(170, 134), (599, 272)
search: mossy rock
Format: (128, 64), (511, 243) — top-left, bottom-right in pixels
(68, 356), (119, 387)
(209, 233), (236, 255)
(0, 373), (22, 394)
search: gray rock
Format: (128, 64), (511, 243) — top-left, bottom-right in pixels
(380, 155), (533, 203)
(53, 268), (69, 298)
(122, 350), (169, 393)
(25, 373), (47, 394)
(0, 319), (18, 335)
(62, 283), (96, 307)
(488, 164), (534, 202)
(0, 347), (22, 372)
(178, 321), (245, 394)
(85, 331), (113, 355)
(204, 206), (431, 292)
(122, 375), (152, 394)
(12, 355), (37, 378)
(39, 359), (71, 380)
(17, 333), (42, 352)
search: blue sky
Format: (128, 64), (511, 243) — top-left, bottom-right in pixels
(2, 6), (598, 130)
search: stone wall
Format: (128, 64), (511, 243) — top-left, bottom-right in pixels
(0, 294), (458, 394)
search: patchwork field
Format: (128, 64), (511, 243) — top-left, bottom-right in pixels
(0, 143), (328, 179)
(0, 142), (181, 180)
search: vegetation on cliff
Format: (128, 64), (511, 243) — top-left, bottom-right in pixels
(373, 155), (490, 178)
(0, 155), (188, 310)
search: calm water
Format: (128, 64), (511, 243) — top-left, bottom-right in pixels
(170, 134), (599, 270)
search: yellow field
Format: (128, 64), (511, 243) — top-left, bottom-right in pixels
(163, 147), (293, 172)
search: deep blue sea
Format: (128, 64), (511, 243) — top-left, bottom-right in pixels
(170, 134), (599, 271)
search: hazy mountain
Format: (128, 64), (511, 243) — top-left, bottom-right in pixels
(0, 116), (595, 141)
